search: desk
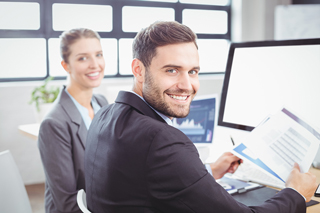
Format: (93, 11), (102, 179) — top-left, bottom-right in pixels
(18, 123), (39, 140)
(16, 123), (320, 212)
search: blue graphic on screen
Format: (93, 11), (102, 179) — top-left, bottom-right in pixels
(172, 97), (216, 143)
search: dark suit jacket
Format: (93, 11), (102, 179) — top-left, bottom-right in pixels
(38, 86), (108, 213)
(85, 91), (306, 213)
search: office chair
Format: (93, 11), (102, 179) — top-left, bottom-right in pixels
(0, 150), (32, 213)
(77, 189), (91, 213)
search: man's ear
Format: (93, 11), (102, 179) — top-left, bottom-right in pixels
(131, 58), (145, 83)
(61, 61), (70, 73)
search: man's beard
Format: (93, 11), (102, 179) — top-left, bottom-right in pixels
(142, 69), (195, 118)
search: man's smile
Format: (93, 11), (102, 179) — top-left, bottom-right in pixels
(167, 94), (189, 101)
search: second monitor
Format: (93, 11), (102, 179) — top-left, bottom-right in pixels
(172, 95), (217, 144)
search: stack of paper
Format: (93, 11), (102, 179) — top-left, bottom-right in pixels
(232, 108), (320, 185)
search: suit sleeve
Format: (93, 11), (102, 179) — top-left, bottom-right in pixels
(146, 125), (306, 213)
(38, 117), (82, 213)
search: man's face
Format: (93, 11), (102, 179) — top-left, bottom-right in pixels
(142, 42), (200, 119)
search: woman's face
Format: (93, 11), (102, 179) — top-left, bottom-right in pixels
(63, 38), (105, 89)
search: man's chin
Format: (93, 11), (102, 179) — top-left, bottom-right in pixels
(173, 113), (189, 118)
(167, 108), (190, 118)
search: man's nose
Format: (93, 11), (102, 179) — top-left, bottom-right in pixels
(177, 72), (193, 91)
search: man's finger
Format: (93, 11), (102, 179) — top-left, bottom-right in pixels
(229, 154), (241, 163)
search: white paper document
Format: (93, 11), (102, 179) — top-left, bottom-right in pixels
(232, 108), (320, 183)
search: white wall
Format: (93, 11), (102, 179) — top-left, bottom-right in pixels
(232, 0), (292, 42)
(0, 0), (297, 184)
(0, 83), (45, 184)
(275, 4), (320, 40)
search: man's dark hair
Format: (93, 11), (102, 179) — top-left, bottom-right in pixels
(132, 21), (198, 69)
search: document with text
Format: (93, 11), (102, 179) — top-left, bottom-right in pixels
(232, 108), (320, 183)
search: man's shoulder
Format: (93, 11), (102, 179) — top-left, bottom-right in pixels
(107, 101), (166, 126)
(94, 101), (173, 141)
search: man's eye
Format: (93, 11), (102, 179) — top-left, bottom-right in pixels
(79, 57), (87, 61)
(189, 70), (198, 75)
(167, 69), (177, 74)
(97, 53), (103, 57)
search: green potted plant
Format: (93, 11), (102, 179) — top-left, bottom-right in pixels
(29, 76), (60, 122)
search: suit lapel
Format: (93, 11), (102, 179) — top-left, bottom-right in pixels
(59, 86), (87, 149)
(115, 91), (166, 124)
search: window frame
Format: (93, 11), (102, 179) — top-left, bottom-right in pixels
(0, 0), (231, 82)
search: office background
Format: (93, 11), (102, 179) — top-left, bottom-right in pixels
(0, 0), (319, 186)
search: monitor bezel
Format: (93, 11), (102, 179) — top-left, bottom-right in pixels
(218, 38), (320, 132)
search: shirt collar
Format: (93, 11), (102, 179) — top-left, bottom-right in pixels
(65, 88), (101, 129)
(128, 91), (173, 126)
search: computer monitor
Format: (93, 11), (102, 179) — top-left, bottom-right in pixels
(218, 38), (320, 132)
(172, 95), (218, 144)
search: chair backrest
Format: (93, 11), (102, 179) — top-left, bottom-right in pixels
(0, 150), (32, 213)
(77, 189), (91, 213)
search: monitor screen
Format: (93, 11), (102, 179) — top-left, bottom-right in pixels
(218, 38), (320, 131)
(172, 95), (217, 143)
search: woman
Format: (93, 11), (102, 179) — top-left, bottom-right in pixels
(38, 28), (108, 213)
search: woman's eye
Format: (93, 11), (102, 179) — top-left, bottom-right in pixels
(79, 57), (87, 61)
(97, 53), (103, 57)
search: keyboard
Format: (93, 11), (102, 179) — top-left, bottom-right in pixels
(231, 162), (285, 189)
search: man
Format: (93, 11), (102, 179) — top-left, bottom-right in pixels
(85, 21), (317, 213)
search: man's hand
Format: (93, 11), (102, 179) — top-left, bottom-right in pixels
(210, 152), (242, 180)
(285, 163), (318, 202)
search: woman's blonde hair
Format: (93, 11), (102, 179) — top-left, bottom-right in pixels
(60, 28), (101, 63)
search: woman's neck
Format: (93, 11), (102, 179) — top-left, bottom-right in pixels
(66, 84), (93, 109)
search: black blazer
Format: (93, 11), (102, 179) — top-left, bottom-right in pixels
(85, 91), (306, 213)
(38, 86), (108, 213)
